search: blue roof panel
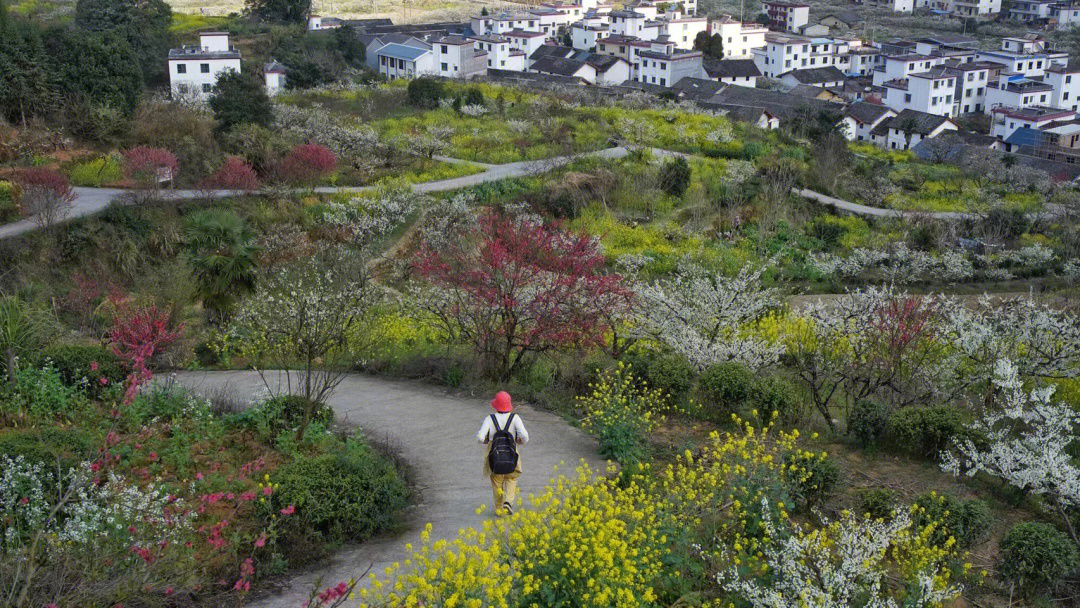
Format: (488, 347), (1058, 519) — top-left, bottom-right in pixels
(378, 43), (429, 61)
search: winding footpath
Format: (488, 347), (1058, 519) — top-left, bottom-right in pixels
(0, 147), (983, 240)
(172, 371), (603, 608)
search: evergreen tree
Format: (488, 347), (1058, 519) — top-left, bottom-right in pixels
(246, 0), (310, 23)
(0, 20), (52, 125)
(693, 31), (723, 59)
(209, 68), (274, 134)
(47, 28), (144, 115)
(332, 25), (365, 67)
(75, 0), (174, 85)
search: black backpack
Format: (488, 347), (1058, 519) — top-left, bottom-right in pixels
(487, 413), (519, 475)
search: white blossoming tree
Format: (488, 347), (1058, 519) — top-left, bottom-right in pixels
(631, 261), (783, 371)
(942, 358), (1080, 543)
(230, 245), (385, 435)
(940, 294), (1080, 381)
(720, 500), (962, 608)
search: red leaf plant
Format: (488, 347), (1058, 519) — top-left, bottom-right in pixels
(413, 211), (635, 380)
(123, 146), (179, 187)
(277, 143), (337, 186)
(108, 298), (183, 404)
(199, 156), (260, 192)
(17, 167), (76, 227)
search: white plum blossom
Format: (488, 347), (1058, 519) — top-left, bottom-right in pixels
(720, 499), (962, 608)
(1065, 258), (1080, 284)
(940, 293), (1080, 379)
(459, 104), (488, 117)
(942, 359), (1080, 541)
(632, 260), (782, 370)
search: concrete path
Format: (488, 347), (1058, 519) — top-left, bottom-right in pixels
(0, 145), (989, 241)
(0, 148), (632, 240)
(171, 371), (603, 608)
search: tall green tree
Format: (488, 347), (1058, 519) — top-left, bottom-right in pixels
(247, 0), (310, 23)
(74, 0), (174, 85)
(0, 21), (51, 125)
(46, 28), (144, 115)
(332, 25), (365, 67)
(209, 68), (273, 134)
(693, 31), (723, 58)
(185, 209), (258, 323)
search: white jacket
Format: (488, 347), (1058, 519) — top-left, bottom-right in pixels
(477, 412), (529, 444)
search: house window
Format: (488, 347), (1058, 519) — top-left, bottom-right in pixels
(442, 62), (448, 71)
(441, 45), (448, 53)
(905, 93), (912, 102)
(200, 63), (210, 73)
(176, 64), (187, 74)
(202, 83), (212, 92)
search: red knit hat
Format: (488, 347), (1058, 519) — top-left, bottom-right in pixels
(491, 391), (513, 413)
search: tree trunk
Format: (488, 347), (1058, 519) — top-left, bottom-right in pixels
(5, 345), (16, 387)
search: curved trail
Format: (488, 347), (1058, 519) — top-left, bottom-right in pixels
(0, 147), (985, 240)
(172, 371), (603, 608)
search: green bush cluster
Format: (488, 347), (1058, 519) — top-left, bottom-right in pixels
(407, 78), (445, 109)
(857, 487), (896, 520)
(912, 491), (989, 550)
(697, 362), (801, 426)
(783, 450), (840, 510)
(623, 349), (694, 402)
(271, 438), (409, 545)
(0, 180), (20, 222)
(236, 394), (335, 442)
(36, 344), (124, 400)
(68, 156), (123, 187)
(885, 405), (970, 458)
(998, 521), (1079, 598)
(848, 399), (889, 447)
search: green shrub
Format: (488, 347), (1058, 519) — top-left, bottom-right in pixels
(848, 399), (889, 447)
(68, 156), (123, 187)
(461, 86), (484, 107)
(0, 180), (20, 222)
(271, 438), (409, 544)
(783, 450), (840, 510)
(885, 405), (970, 458)
(751, 375), (802, 426)
(0, 428), (93, 471)
(36, 344), (124, 400)
(237, 394), (335, 442)
(998, 522), (1079, 598)
(646, 352), (694, 402)
(857, 487), (896, 520)
(1, 365), (87, 421)
(658, 156), (691, 197)
(698, 361), (754, 422)
(407, 78), (444, 108)
(912, 491), (990, 550)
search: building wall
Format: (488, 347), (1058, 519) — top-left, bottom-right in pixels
(595, 61), (630, 85)
(169, 58), (241, 98)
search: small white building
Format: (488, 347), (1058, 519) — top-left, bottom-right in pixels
(708, 15), (767, 59)
(571, 22), (607, 51)
(882, 67), (957, 117)
(168, 31), (242, 99)
(844, 101), (896, 142)
(946, 60), (994, 115)
(506, 29), (549, 58)
(661, 16), (708, 49)
(637, 45), (705, 87)
(870, 109), (958, 150)
(985, 73), (1055, 115)
(376, 43), (434, 80)
(307, 15), (343, 30)
(703, 58), (761, 86)
(433, 36), (489, 78)
(471, 34), (527, 71)
(991, 105), (1076, 140)
(1044, 61), (1080, 111)
(751, 32), (811, 79)
(762, 0), (809, 32)
(263, 60), (286, 96)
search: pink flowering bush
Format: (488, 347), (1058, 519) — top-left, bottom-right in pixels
(122, 146), (179, 188)
(200, 156), (260, 192)
(277, 143), (337, 186)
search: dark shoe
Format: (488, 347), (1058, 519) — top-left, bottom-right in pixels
(502, 501), (513, 515)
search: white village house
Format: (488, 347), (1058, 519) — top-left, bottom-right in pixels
(264, 60), (287, 96)
(168, 31), (241, 99)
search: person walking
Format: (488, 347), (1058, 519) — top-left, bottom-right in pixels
(477, 391), (529, 515)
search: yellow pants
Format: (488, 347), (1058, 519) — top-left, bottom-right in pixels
(489, 463), (522, 509)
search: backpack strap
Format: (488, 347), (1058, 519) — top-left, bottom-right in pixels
(501, 412), (515, 433)
(490, 413), (499, 438)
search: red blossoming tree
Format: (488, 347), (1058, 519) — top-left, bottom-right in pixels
(277, 143), (337, 186)
(123, 146), (179, 190)
(413, 211), (635, 380)
(17, 167), (76, 228)
(109, 299), (183, 404)
(200, 156), (260, 192)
